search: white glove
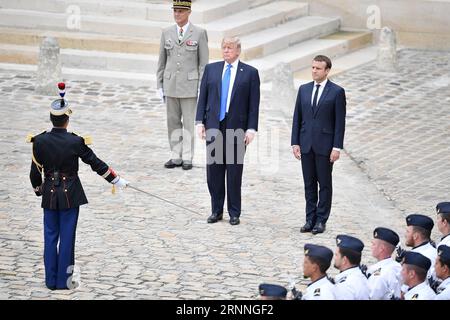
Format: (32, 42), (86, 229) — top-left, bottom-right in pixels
(158, 88), (165, 103)
(112, 176), (129, 189)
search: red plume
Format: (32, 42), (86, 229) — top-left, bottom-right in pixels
(58, 82), (65, 90)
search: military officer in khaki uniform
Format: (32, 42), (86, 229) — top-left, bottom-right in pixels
(157, 0), (209, 170)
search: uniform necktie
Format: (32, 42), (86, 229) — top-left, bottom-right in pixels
(220, 64), (232, 121)
(179, 27), (184, 42)
(312, 84), (321, 109)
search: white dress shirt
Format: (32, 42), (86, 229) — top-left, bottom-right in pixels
(367, 258), (402, 300)
(311, 78), (328, 107)
(335, 266), (370, 300)
(302, 276), (336, 300)
(437, 234), (450, 248)
(435, 277), (450, 300)
(222, 59), (239, 114)
(176, 22), (189, 41)
(404, 281), (436, 300)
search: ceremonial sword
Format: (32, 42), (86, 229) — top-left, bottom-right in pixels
(126, 184), (201, 215)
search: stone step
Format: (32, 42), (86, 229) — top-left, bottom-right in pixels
(0, 8), (170, 41)
(0, 62), (156, 86)
(238, 16), (340, 60)
(0, 27), (159, 54)
(0, 14), (340, 66)
(0, 44), (158, 73)
(0, 30), (372, 83)
(203, 1), (308, 41)
(0, 2), (308, 42)
(249, 30), (373, 81)
(0, 0), (250, 23)
(293, 45), (378, 86)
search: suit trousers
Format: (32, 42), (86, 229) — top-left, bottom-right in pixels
(301, 151), (333, 225)
(166, 96), (197, 163)
(43, 207), (79, 289)
(206, 118), (245, 218)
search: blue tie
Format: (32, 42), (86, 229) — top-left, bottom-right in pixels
(220, 64), (232, 121)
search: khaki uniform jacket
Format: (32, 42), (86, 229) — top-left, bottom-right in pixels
(157, 23), (209, 98)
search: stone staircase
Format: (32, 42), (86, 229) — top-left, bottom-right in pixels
(0, 0), (375, 86)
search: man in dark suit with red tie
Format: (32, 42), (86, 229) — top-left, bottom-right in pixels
(291, 55), (346, 234)
(196, 37), (260, 226)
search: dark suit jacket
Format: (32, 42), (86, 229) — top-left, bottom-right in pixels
(291, 80), (346, 156)
(196, 60), (260, 141)
(30, 128), (115, 210)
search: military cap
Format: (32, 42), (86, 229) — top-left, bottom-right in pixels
(437, 245), (450, 265)
(172, 0), (191, 9)
(304, 243), (333, 265)
(436, 202), (450, 217)
(373, 227), (400, 246)
(406, 214), (434, 231)
(258, 283), (287, 298)
(403, 251), (431, 271)
(50, 82), (72, 117)
(336, 234), (364, 253)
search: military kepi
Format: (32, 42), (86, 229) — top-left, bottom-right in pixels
(172, 0), (191, 9)
(437, 202), (450, 218)
(403, 251), (431, 271)
(336, 234), (364, 253)
(406, 214), (434, 231)
(304, 244), (333, 265)
(373, 227), (400, 246)
(438, 245), (450, 264)
(259, 283), (287, 298)
(50, 82), (72, 116)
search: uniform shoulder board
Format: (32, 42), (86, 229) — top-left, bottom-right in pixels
(71, 132), (92, 145)
(411, 293), (419, 300)
(338, 276), (347, 283)
(26, 130), (47, 143)
(372, 268), (382, 276)
(313, 288), (321, 296)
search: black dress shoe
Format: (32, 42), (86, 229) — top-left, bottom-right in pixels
(312, 222), (326, 235)
(300, 221), (314, 233)
(207, 213), (223, 223)
(164, 159), (182, 168)
(229, 217), (240, 225)
(182, 162), (193, 170)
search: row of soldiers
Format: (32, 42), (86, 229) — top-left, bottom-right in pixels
(259, 202), (450, 300)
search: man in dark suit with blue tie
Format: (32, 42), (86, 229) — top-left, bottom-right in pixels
(196, 36), (260, 226)
(291, 55), (346, 235)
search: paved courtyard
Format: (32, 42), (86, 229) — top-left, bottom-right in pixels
(0, 49), (448, 299)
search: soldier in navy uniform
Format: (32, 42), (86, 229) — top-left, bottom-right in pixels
(436, 202), (450, 248)
(401, 251), (435, 300)
(398, 214), (437, 288)
(28, 83), (128, 290)
(435, 245), (450, 300)
(302, 244), (336, 300)
(333, 234), (369, 300)
(367, 227), (402, 300)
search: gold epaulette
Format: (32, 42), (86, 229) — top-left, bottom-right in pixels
(71, 132), (92, 145)
(26, 130), (47, 143)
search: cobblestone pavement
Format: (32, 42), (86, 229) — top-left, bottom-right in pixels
(0, 49), (447, 299)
